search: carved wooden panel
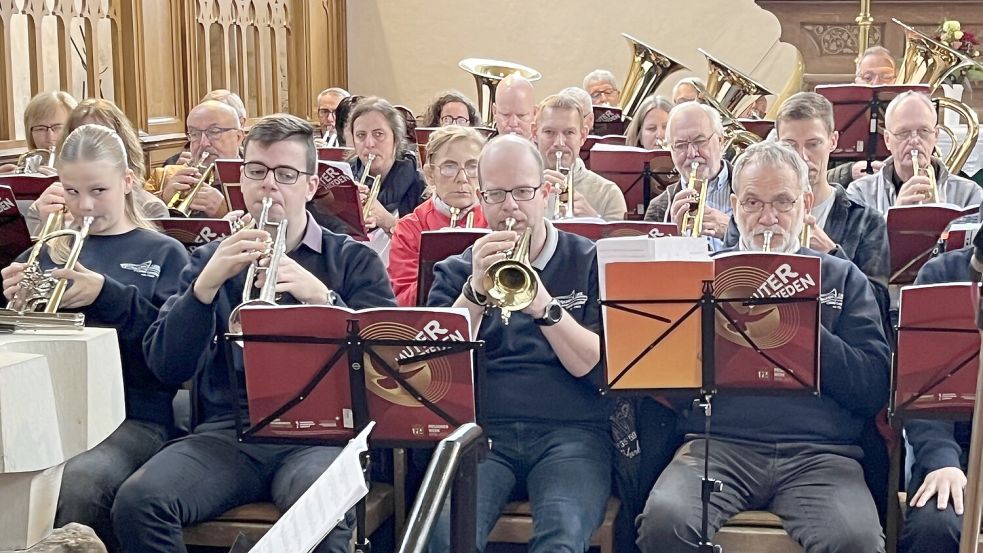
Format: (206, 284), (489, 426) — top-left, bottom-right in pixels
(800, 23), (884, 56)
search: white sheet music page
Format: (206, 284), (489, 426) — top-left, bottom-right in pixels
(247, 422), (375, 553)
(595, 235), (710, 296)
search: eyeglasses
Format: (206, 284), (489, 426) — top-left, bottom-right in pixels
(30, 124), (63, 135)
(887, 127), (937, 141)
(589, 89), (618, 101)
(242, 161), (312, 185)
(317, 108), (337, 117)
(856, 71), (896, 84)
(437, 161), (479, 178)
(187, 127), (238, 141)
(739, 197), (798, 213)
(670, 133), (717, 153)
(439, 115), (470, 126)
(479, 185), (541, 204)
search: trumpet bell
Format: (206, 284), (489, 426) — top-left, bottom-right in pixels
(459, 58), (542, 127)
(483, 260), (537, 324)
(618, 33), (687, 121)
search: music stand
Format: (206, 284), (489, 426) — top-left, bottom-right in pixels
(153, 218), (233, 253)
(415, 127), (438, 163)
(887, 204), (978, 285)
(415, 229), (488, 306)
(592, 106), (625, 136)
(226, 305), (486, 552)
(579, 134), (626, 169)
(599, 255), (821, 552)
(0, 173), (58, 214)
(0, 185), (31, 268)
(553, 220), (678, 240)
(590, 144), (673, 219)
(815, 84), (931, 171)
(317, 146), (355, 162)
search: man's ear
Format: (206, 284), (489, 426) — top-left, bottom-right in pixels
(829, 130), (839, 152)
(730, 192), (738, 214)
(305, 174), (318, 202)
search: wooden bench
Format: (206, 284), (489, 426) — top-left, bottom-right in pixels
(182, 483), (394, 547)
(715, 510), (804, 553)
(485, 498), (619, 553)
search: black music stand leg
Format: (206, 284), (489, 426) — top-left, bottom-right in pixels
(695, 396), (723, 553)
(865, 97), (880, 174)
(354, 450), (372, 553)
(642, 164), (653, 215)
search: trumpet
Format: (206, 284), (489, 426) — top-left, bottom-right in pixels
(762, 230), (774, 252)
(799, 222), (811, 249)
(448, 206), (477, 229)
(482, 217), (537, 325)
(32, 146), (63, 241)
(561, 159), (574, 219)
(15, 145), (55, 174)
(228, 197), (288, 333)
(0, 216), (94, 331)
(168, 152), (216, 217)
(680, 162), (708, 237)
(911, 149), (940, 203)
(360, 154), (383, 220)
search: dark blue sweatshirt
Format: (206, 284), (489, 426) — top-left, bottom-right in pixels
(427, 222), (611, 428)
(143, 214), (396, 428)
(17, 228), (189, 428)
(906, 246), (974, 477)
(677, 248), (892, 444)
(352, 154), (427, 217)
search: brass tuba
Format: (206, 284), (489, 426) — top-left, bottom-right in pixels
(168, 152), (216, 217)
(618, 33), (688, 122)
(228, 197), (288, 333)
(695, 49), (775, 157)
(681, 162), (708, 238)
(0, 216), (93, 331)
(482, 217), (537, 325)
(893, 18), (983, 174)
(459, 58), (542, 127)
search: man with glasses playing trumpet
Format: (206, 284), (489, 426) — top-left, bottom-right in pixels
(113, 114), (395, 553)
(644, 102), (733, 246)
(427, 134), (612, 552)
(145, 100), (244, 217)
(847, 91), (982, 213)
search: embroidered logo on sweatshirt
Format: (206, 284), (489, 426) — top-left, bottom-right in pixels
(819, 289), (843, 309)
(555, 291), (588, 310)
(120, 260), (161, 278)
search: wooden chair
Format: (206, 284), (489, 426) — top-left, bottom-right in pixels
(485, 497), (620, 553)
(714, 510), (804, 553)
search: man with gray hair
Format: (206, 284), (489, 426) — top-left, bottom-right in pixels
(644, 102), (732, 246)
(847, 90), (982, 213)
(315, 87), (351, 147)
(583, 69), (621, 106)
(427, 134), (613, 552)
(561, 86), (596, 131)
(672, 77), (705, 105)
(855, 45), (897, 85)
(636, 140), (891, 553)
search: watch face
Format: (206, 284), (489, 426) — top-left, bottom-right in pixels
(546, 301), (563, 322)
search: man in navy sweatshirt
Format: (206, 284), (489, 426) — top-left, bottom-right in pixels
(427, 134), (613, 552)
(899, 242), (976, 553)
(112, 114), (396, 553)
(636, 140), (891, 553)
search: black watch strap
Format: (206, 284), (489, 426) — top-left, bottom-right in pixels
(462, 276), (488, 306)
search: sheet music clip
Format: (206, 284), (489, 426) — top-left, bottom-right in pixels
(227, 533), (258, 553)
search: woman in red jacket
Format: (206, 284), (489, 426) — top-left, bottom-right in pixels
(388, 125), (487, 306)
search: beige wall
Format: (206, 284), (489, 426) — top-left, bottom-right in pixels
(345, 0), (801, 117)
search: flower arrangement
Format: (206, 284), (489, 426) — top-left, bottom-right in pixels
(938, 20), (983, 84)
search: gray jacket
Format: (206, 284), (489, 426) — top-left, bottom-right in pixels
(846, 155), (982, 214)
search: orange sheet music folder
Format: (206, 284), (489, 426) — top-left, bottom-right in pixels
(603, 260), (713, 390)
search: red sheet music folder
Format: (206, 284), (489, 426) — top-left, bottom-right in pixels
(153, 218), (233, 252)
(579, 134), (626, 168)
(592, 106), (625, 136)
(896, 283), (981, 416)
(712, 252), (821, 392)
(815, 84), (931, 161)
(0, 185), (31, 268)
(416, 229), (489, 306)
(310, 163), (368, 241)
(589, 144), (673, 218)
(317, 147), (354, 162)
(887, 203), (979, 284)
(554, 221), (678, 240)
(0, 173), (58, 202)
(238, 305), (476, 443)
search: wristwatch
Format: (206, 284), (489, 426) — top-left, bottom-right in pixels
(535, 298), (564, 326)
(462, 276), (488, 306)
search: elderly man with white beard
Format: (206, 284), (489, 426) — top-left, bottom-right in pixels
(635, 140), (891, 553)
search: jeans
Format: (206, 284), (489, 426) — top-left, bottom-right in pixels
(428, 421), (612, 553)
(111, 427), (354, 553)
(55, 419), (169, 552)
(636, 438), (884, 553)
(899, 467), (961, 553)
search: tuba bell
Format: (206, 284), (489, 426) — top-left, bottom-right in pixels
(892, 18), (983, 174)
(0, 216), (93, 332)
(228, 197), (288, 333)
(168, 152), (217, 217)
(459, 58), (542, 127)
(618, 33), (688, 122)
(482, 217), (538, 325)
(695, 49), (775, 157)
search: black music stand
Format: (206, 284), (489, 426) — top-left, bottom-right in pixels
(590, 146), (675, 219)
(600, 280), (820, 552)
(226, 317), (486, 553)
